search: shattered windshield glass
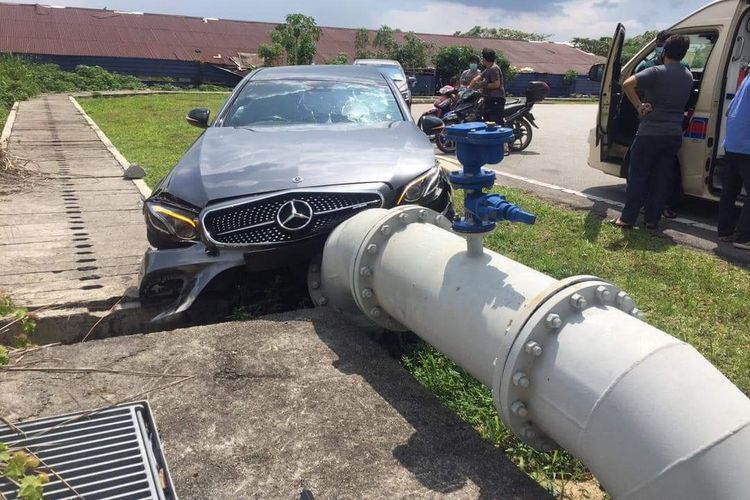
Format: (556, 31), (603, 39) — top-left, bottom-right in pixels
(222, 80), (404, 127)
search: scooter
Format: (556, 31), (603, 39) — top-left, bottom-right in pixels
(426, 81), (550, 154)
(416, 85), (459, 136)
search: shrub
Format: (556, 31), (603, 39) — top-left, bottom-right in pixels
(0, 55), (144, 117)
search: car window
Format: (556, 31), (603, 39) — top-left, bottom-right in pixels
(374, 66), (405, 81)
(222, 80), (403, 127)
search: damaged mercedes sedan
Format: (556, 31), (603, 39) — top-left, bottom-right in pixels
(139, 65), (452, 321)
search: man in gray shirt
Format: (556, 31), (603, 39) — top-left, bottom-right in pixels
(612, 34), (693, 229)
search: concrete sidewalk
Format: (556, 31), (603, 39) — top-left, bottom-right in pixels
(0, 309), (550, 499)
(0, 95), (147, 310)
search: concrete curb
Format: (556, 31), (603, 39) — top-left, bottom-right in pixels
(0, 102), (19, 148)
(69, 95), (152, 199)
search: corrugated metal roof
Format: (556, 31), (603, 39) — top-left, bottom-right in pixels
(0, 2), (603, 73)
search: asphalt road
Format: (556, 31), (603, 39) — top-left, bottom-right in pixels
(411, 102), (720, 232)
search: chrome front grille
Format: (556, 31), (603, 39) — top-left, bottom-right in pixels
(0, 402), (176, 500)
(202, 191), (383, 246)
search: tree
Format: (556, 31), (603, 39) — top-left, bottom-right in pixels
(258, 43), (283, 66)
(433, 45), (516, 86)
(570, 37), (611, 57)
(433, 46), (479, 83)
(373, 25), (398, 58)
(325, 52), (350, 65)
(622, 30), (659, 62)
(571, 30), (660, 63)
(393, 32), (432, 69)
(354, 28), (372, 59)
(454, 26), (550, 42)
(266, 13), (322, 66)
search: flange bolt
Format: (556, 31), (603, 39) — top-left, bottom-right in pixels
(595, 285), (611, 303)
(525, 341), (543, 357)
(513, 371), (530, 388)
(570, 293), (587, 309)
(511, 400), (529, 417)
(546, 313), (562, 329)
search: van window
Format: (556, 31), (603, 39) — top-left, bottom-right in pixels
(682, 33), (717, 72)
(634, 33), (716, 73)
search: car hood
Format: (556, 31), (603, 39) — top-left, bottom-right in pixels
(156, 122), (433, 207)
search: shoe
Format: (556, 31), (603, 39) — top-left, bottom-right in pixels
(662, 208), (677, 219)
(609, 218), (634, 229)
(717, 234), (734, 242)
(733, 241), (750, 250)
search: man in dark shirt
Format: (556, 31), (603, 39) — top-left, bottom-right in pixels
(612, 35), (693, 229)
(470, 48), (506, 125)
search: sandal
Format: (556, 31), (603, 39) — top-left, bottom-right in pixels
(609, 218), (634, 229)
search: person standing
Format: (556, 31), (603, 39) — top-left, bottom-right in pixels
(611, 35), (693, 229)
(459, 55), (481, 90)
(717, 72), (750, 250)
(470, 48), (506, 125)
(634, 30), (687, 219)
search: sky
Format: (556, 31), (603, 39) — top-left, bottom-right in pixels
(3, 0), (710, 41)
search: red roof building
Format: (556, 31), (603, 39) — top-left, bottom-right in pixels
(0, 2), (602, 75)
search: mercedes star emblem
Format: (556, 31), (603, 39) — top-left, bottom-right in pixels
(276, 199), (314, 231)
(292, 176), (303, 183)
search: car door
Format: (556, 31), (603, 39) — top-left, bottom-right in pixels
(596, 23), (626, 162)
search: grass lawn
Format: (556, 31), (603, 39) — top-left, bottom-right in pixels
(78, 94), (229, 187)
(78, 93), (749, 497)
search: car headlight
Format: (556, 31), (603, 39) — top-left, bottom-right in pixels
(398, 165), (442, 204)
(145, 202), (199, 241)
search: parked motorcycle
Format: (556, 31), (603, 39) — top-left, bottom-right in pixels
(416, 85), (459, 133)
(426, 81), (550, 154)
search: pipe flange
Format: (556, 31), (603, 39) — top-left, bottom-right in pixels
(497, 279), (639, 450)
(307, 254), (327, 307)
(352, 206), (450, 331)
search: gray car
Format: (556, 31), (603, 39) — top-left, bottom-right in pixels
(140, 65), (452, 321)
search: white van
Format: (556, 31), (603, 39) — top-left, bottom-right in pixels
(588, 0), (749, 202)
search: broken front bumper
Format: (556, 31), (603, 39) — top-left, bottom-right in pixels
(139, 236), (328, 323)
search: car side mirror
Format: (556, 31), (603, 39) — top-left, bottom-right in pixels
(588, 64), (604, 83)
(186, 108), (210, 128)
(419, 114), (444, 136)
(408, 76), (417, 88)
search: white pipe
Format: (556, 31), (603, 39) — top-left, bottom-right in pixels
(318, 206), (750, 500)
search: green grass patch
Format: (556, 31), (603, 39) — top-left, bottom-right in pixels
(79, 94), (229, 187)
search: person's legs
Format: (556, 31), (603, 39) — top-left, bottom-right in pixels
(731, 152), (750, 245)
(644, 136), (682, 227)
(717, 153), (744, 238)
(663, 156), (683, 218)
(620, 136), (657, 225)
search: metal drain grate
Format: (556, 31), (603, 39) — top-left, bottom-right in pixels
(0, 402), (176, 499)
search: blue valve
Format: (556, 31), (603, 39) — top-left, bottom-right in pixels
(445, 122), (535, 234)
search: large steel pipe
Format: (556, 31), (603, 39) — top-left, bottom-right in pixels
(318, 205), (750, 500)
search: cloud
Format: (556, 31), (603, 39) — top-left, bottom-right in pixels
(592, 0), (619, 9)
(378, 0), (707, 41)
(436, 0), (567, 13)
